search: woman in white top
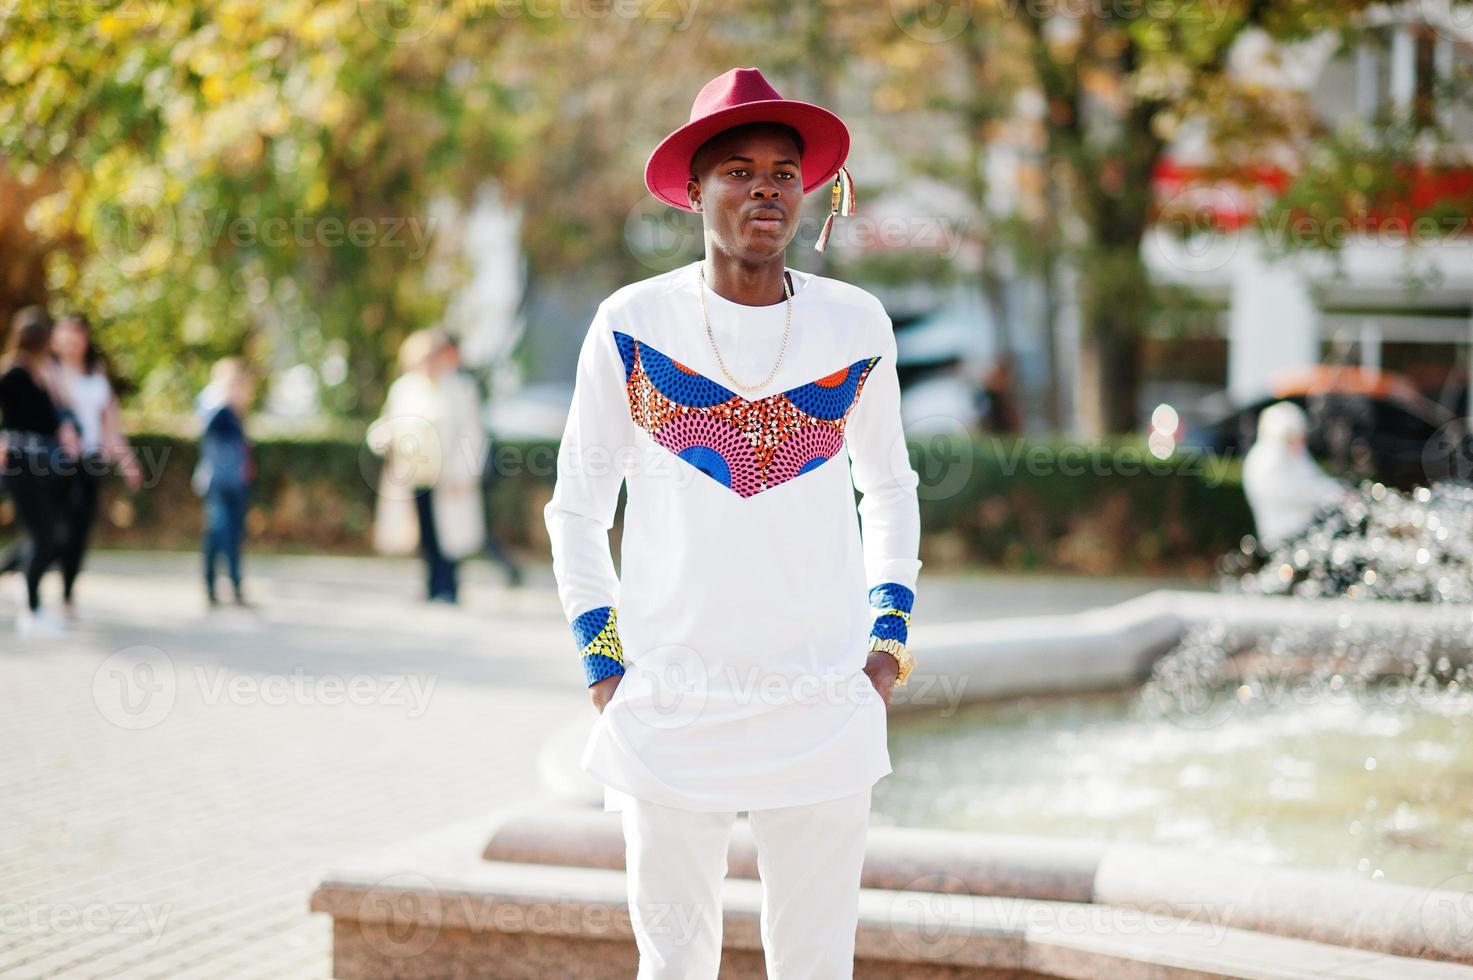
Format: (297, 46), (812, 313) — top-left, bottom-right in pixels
(366, 328), (487, 603)
(1243, 400), (1350, 551)
(49, 314), (143, 618)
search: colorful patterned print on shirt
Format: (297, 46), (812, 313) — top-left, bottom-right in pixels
(613, 330), (881, 499)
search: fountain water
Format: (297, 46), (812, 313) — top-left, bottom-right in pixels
(876, 479), (1473, 889)
(1222, 479), (1473, 604)
(1120, 478), (1473, 884)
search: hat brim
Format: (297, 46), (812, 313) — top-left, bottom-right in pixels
(644, 100), (850, 212)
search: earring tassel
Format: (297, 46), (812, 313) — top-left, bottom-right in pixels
(814, 166), (856, 253)
(815, 211), (836, 253)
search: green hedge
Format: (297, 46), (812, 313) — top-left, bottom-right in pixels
(2, 432), (1252, 576)
(909, 435), (1250, 576)
(75, 433), (381, 553)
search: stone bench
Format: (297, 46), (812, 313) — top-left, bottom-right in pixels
(309, 806), (1473, 979)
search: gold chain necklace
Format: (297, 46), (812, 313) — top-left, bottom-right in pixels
(698, 261), (792, 394)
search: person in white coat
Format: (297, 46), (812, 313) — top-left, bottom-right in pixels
(367, 328), (486, 603)
(1243, 400), (1351, 551)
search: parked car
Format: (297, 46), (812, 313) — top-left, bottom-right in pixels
(1204, 367), (1468, 487)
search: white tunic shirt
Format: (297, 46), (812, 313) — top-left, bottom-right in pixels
(544, 260), (923, 813)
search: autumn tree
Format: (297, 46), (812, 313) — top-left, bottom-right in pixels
(876, 0), (1473, 436)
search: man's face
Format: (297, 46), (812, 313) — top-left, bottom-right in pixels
(687, 124), (804, 261)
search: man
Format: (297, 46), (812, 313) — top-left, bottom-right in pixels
(544, 66), (922, 979)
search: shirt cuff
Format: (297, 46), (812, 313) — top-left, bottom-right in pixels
(868, 583), (914, 646)
(572, 605), (627, 687)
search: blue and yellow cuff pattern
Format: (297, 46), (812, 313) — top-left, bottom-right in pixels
(573, 605), (626, 687)
(868, 583), (914, 645)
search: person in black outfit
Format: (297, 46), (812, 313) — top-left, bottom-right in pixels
(49, 313), (144, 619)
(0, 307), (83, 634)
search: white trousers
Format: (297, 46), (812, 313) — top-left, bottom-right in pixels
(619, 787), (872, 980)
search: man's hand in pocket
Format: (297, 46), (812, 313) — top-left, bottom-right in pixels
(592, 674), (622, 714)
(864, 651), (899, 707)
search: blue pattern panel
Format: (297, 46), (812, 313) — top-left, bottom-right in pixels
(868, 582), (914, 645)
(573, 605), (626, 687)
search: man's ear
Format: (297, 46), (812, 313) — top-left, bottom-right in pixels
(687, 177), (702, 212)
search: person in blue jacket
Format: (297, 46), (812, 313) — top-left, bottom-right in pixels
(192, 358), (256, 606)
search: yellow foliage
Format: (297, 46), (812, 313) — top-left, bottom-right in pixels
(304, 179), (329, 211)
(202, 74), (230, 104)
(94, 13), (132, 40)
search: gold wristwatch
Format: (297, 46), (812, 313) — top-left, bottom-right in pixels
(869, 637), (915, 686)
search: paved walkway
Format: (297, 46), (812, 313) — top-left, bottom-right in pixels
(0, 551), (1194, 978)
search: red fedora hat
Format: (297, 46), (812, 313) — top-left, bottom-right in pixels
(644, 67), (850, 212)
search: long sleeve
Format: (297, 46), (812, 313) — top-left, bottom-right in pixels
(544, 304), (635, 687)
(846, 313), (923, 646)
(0, 368), (16, 427)
(99, 382), (132, 463)
(364, 378), (401, 459)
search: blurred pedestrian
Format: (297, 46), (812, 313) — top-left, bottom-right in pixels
(0, 306), (83, 635)
(981, 354), (1023, 433)
(192, 357), (256, 607)
(49, 313), (143, 620)
(1243, 400), (1350, 550)
(367, 328), (485, 604)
